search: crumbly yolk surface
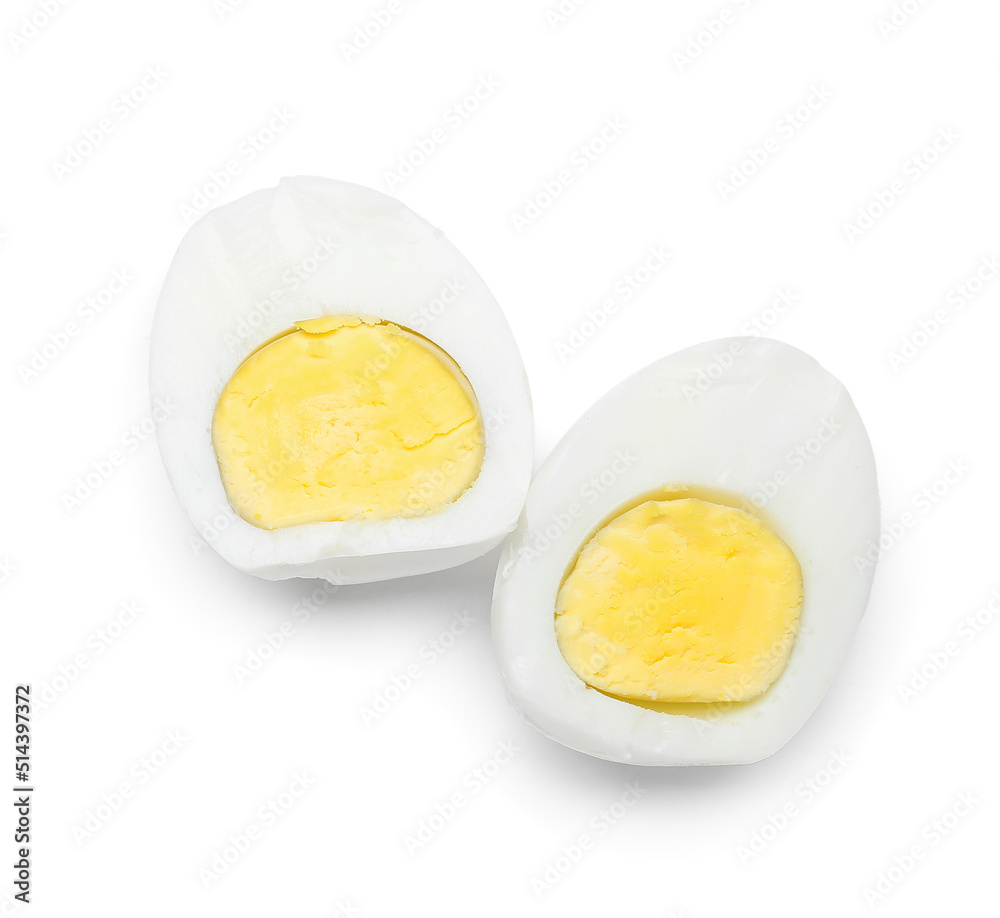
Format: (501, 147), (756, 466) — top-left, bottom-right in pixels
(554, 498), (803, 703)
(212, 316), (485, 529)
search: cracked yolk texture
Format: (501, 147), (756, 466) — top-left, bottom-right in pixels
(212, 316), (485, 529)
(554, 498), (803, 703)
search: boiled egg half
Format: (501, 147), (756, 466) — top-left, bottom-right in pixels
(150, 177), (533, 584)
(492, 337), (879, 765)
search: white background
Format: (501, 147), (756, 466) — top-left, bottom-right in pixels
(2, 0), (998, 915)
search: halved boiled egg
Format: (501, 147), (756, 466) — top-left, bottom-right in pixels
(150, 176), (533, 584)
(492, 337), (879, 765)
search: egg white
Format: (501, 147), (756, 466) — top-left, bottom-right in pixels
(150, 176), (533, 584)
(492, 337), (879, 765)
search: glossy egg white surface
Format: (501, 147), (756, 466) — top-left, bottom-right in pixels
(150, 176), (533, 585)
(492, 337), (879, 765)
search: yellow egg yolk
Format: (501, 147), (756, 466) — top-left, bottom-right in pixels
(212, 316), (485, 529)
(554, 498), (803, 704)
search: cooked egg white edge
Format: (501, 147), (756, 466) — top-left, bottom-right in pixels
(491, 337), (880, 766)
(150, 176), (533, 584)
